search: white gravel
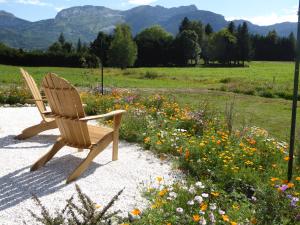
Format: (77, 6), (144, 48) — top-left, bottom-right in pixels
(0, 107), (180, 225)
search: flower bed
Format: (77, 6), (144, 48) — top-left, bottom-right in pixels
(81, 90), (300, 225)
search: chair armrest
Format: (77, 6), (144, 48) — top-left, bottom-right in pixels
(41, 110), (52, 115)
(79, 110), (126, 121)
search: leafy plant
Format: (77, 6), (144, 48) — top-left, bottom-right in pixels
(26, 185), (124, 225)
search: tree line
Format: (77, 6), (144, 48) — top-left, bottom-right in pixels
(0, 18), (296, 68)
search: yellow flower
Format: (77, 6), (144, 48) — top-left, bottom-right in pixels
(231, 222), (238, 225)
(156, 176), (163, 183)
(199, 142), (205, 147)
(200, 203), (207, 211)
(156, 140), (162, 145)
(296, 177), (300, 181)
(144, 137), (150, 143)
(131, 208), (141, 216)
(211, 192), (220, 197)
(222, 215), (229, 222)
(193, 215), (200, 222)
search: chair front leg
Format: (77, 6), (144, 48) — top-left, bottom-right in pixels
(112, 114), (122, 161)
(30, 137), (65, 171)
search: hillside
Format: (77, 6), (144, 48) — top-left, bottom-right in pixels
(0, 5), (296, 50)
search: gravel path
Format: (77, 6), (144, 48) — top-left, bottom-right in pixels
(0, 107), (180, 225)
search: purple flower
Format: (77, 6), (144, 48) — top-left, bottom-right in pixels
(279, 185), (288, 192)
(295, 214), (300, 221)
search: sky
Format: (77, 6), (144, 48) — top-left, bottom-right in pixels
(0, 0), (298, 26)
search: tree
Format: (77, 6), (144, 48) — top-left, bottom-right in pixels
(135, 25), (173, 66)
(108, 24), (137, 69)
(205, 23), (213, 35)
(210, 29), (237, 65)
(237, 22), (251, 65)
(227, 21), (236, 34)
(90, 32), (113, 66)
(179, 17), (191, 33)
(76, 38), (82, 53)
(58, 33), (65, 45)
(173, 30), (201, 66)
(179, 18), (204, 46)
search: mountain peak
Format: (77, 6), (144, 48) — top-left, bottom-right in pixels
(0, 10), (15, 18)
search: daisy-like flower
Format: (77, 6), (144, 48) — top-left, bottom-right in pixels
(194, 195), (203, 203)
(195, 181), (205, 189)
(187, 200), (195, 206)
(176, 207), (184, 214)
(199, 217), (207, 225)
(218, 209), (225, 215)
(189, 186), (196, 194)
(169, 192), (177, 199)
(209, 212), (216, 223)
(209, 203), (217, 211)
(202, 193), (209, 198)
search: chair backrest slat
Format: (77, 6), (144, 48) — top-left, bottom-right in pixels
(42, 73), (91, 147)
(20, 68), (47, 120)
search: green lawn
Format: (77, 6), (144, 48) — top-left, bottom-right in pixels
(0, 61), (299, 141)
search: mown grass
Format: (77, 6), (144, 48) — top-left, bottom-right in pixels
(0, 61), (299, 141)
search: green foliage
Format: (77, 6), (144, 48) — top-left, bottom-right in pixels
(135, 25), (173, 67)
(108, 24), (137, 69)
(26, 184), (124, 225)
(0, 86), (31, 105)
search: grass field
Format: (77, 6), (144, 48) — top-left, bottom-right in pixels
(0, 61), (299, 140)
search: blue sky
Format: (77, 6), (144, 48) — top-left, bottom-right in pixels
(0, 0), (298, 25)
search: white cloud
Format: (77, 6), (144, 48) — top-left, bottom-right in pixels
(16, 0), (51, 6)
(128, 0), (157, 5)
(226, 6), (298, 26)
(0, 0), (6, 3)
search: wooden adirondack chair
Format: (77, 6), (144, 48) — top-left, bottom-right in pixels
(15, 68), (57, 140)
(30, 73), (126, 183)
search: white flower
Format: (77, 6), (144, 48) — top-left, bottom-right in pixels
(187, 200), (195, 206)
(218, 209), (225, 215)
(209, 203), (217, 211)
(182, 186), (188, 190)
(167, 197), (173, 201)
(168, 187), (174, 192)
(195, 182), (205, 189)
(176, 207), (184, 214)
(202, 193), (209, 198)
(189, 186), (196, 194)
(169, 192), (177, 199)
(199, 217), (207, 225)
(194, 195), (203, 203)
(209, 212), (216, 223)
(199, 211), (206, 215)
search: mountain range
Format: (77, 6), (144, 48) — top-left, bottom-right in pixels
(0, 5), (297, 50)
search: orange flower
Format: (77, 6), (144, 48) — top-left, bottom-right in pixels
(271, 177), (279, 182)
(288, 183), (295, 188)
(177, 147), (183, 154)
(156, 140), (162, 145)
(193, 215), (200, 222)
(222, 215), (229, 222)
(284, 156), (290, 161)
(131, 208), (141, 216)
(185, 149), (190, 160)
(231, 222), (238, 225)
(251, 218), (257, 224)
(217, 140), (221, 145)
(159, 189), (168, 197)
